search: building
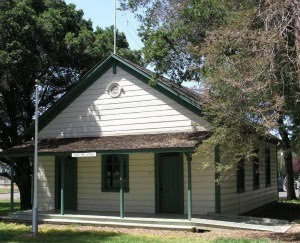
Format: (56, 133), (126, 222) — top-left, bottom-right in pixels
(3, 54), (278, 219)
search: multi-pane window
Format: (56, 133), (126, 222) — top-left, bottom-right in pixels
(253, 149), (260, 190)
(101, 154), (129, 192)
(265, 147), (271, 187)
(237, 158), (245, 193)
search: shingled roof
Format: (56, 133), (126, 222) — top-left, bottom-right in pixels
(4, 132), (209, 156)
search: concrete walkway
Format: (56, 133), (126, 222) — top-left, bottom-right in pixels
(1, 210), (292, 233)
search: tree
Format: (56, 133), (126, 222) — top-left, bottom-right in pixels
(0, 0), (142, 210)
(122, 0), (300, 199)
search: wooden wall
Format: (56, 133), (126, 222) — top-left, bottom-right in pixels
(39, 67), (211, 139)
(220, 142), (278, 214)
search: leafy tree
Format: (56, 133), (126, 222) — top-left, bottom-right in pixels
(122, 0), (300, 199)
(0, 0), (142, 209)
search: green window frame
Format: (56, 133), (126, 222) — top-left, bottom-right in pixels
(237, 158), (245, 193)
(253, 149), (260, 190)
(265, 147), (271, 187)
(101, 154), (129, 192)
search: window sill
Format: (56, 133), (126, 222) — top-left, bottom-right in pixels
(101, 188), (129, 193)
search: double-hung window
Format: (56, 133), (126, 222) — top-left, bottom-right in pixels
(101, 154), (129, 192)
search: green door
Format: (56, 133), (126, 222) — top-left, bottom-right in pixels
(157, 153), (183, 213)
(55, 156), (77, 210)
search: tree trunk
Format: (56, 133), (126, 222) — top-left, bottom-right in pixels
(278, 119), (297, 200)
(16, 174), (32, 210)
(14, 157), (32, 210)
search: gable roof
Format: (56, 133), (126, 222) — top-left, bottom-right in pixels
(26, 54), (202, 135)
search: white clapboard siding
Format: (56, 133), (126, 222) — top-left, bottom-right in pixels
(37, 156), (55, 210)
(220, 141), (278, 215)
(39, 67), (212, 139)
(184, 150), (216, 215)
(77, 153), (155, 213)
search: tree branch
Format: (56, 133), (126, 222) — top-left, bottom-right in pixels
(0, 172), (11, 180)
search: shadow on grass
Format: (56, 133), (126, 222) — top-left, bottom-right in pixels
(243, 200), (300, 223)
(0, 201), (20, 216)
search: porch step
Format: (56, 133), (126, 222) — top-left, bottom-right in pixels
(4, 212), (292, 233)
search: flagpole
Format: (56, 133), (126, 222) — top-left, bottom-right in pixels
(32, 79), (39, 237)
(114, 0), (117, 54)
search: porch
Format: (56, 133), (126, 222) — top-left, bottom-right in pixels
(1, 210), (292, 233)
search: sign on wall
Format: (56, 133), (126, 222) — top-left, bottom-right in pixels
(71, 152), (97, 158)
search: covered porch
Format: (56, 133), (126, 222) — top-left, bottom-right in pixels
(3, 132), (210, 221)
(2, 209), (291, 233)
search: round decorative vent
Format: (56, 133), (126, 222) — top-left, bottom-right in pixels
(107, 82), (122, 98)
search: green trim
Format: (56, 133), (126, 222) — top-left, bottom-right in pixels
(214, 145), (221, 214)
(186, 153), (192, 221)
(114, 57), (202, 116)
(55, 157), (60, 210)
(113, 61), (117, 74)
(25, 54), (202, 136)
(10, 160), (14, 213)
(154, 154), (160, 214)
(155, 153), (184, 214)
(26, 55), (113, 135)
(5, 147), (195, 158)
(101, 154), (129, 193)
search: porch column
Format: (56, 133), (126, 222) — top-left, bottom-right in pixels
(120, 158), (124, 218)
(10, 160), (14, 212)
(60, 158), (65, 215)
(185, 153), (192, 221)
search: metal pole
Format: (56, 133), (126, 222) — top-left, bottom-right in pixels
(32, 80), (39, 237)
(114, 0), (117, 54)
(120, 158), (124, 218)
(10, 160), (14, 213)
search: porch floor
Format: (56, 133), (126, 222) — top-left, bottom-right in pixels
(1, 210), (291, 233)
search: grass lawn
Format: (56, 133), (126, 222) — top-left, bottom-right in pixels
(0, 186), (19, 194)
(0, 187), (11, 194)
(0, 200), (20, 216)
(0, 222), (271, 243)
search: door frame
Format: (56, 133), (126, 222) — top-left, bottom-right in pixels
(155, 153), (184, 214)
(55, 156), (77, 210)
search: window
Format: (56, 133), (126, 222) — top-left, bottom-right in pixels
(265, 147), (271, 187)
(101, 154), (129, 192)
(237, 158), (245, 193)
(253, 149), (260, 190)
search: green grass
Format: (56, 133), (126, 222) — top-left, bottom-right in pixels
(0, 187), (11, 194)
(0, 187), (19, 194)
(0, 222), (271, 243)
(0, 200), (20, 216)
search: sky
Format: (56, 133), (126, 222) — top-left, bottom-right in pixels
(64, 0), (144, 51)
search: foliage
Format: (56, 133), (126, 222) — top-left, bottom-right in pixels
(122, 0), (300, 198)
(0, 0), (142, 209)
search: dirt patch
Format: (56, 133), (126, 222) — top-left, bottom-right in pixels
(38, 223), (300, 242)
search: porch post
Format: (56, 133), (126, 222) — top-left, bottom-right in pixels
(10, 160), (14, 212)
(186, 153), (192, 221)
(60, 157), (65, 215)
(120, 158), (124, 218)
